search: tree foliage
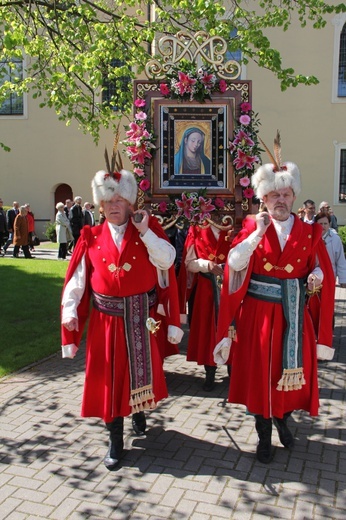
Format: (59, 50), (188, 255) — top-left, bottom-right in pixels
(0, 0), (345, 143)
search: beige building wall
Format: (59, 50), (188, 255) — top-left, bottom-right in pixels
(0, 103), (116, 237)
(246, 9), (346, 225)
(1, 8), (346, 238)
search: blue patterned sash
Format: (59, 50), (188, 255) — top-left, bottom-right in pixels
(248, 273), (306, 391)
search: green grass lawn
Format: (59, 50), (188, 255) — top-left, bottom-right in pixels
(36, 241), (59, 250)
(0, 258), (69, 378)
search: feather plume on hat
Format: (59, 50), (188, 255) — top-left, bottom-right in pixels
(252, 130), (301, 200)
(91, 131), (138, 206)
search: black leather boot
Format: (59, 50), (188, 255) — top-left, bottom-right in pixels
(104, 417), (124, 471)
(132, 411), (146, 436)
(255, 415), (273, 464)
(273, 412), (295, 449)
(203, 365), (217, 391)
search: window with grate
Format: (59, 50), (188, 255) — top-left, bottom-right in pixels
(102, 59), (131, 111)
(339, 148), (346, 202)
(226, 28), (242, 68)
(338, 23), (346, 97)
(0, 58), (24, 115)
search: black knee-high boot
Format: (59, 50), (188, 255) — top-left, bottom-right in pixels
(255, 415), (273, 464)
(203, 365), (217, 391)
(104, 417), (124, 471)
(273, 411), (295, 449)
(132, 411), (146, 435)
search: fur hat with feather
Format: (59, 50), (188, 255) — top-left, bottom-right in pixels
(251, 131), (301, 200)
(91, 137), (138, 206)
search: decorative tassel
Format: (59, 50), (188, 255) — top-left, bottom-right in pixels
(276, 368), (306, 391)
(129, 385), (156, 414)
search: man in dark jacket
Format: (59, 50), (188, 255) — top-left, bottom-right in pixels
(2, 201), (19, 255)
(82, 202), (95, 227)
(69, 196), (84, 249)
(0, 198), (7, 253)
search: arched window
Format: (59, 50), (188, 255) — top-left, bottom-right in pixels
(333, 142), (346, 204)
(332, 14), (346, 102)
(226, 28), (245, 79)
(339, 148), (346, 202)
(338, 23), (346, 97)
(102, 59), (131, 111)
(55, 184), (73, 211)
(0, 58), (24, 115)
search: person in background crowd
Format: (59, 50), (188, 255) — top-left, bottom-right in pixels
(0, 198), (7, 254)
(301, 199), (316, 224)
(215, 138), (335, 464)
(64, 199), (73, 219)
(2, 201), (19, 256)
(24, 203), (35, 251)
(69, 196), (84, 249)
(55, 202), (73, 260)
(13, 206), (34, 259)
(179, 222), (232, 391)
(98, 207), (106, 224)
(297, 207), (305, 220)
(319, 201), (338, 231)
(83, 202), (95, 227)
(174, 226), (189, 276)
(315, 211), (346, 287)
(61, 167), (183, 471)
(64, 199), (74, 254)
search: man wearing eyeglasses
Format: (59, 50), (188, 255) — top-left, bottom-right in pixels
(319, 201), (338, 231)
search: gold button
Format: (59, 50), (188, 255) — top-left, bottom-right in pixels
(259, 244), (263, 249)
(263, 258), (267, 262)
(308, 235), (312, 239)
(303, 247), (306, 250)
(297, 259), (301, 263)
(94, 236), (97, 239)
(135, 242), (139, 245)
(133, 256), (136, 260)
(102, 258), (106, 262)
(98, 246), (101, 250)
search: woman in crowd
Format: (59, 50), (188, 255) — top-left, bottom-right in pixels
(24, 203), (36, 251)
(55, 202), (73, 260)
(13, 206), (34, 259)
(315, 211), (346, 287)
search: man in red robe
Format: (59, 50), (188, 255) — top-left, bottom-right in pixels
(179, 224), (232, 391)
(61, 168), (183, 470)
(215, 153), (335, 464)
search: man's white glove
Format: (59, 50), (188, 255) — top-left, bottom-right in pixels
(213, 338), (232, 365)
(62, 344), (78, 359)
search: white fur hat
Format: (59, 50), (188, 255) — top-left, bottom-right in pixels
(91, 169), (138, 206)
(252, 161), (301, 200)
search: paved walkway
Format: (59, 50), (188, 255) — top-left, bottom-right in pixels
(0, 287), (345, 519)
(1, 244), (66, 261)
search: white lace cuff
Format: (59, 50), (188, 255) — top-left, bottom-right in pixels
(317, 344), (334, 361)
(213, 338), (232, 365)
(167, 325), (184, 344)
(62, 344), (78, 359)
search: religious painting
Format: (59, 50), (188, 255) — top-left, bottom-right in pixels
(133, 80), (251, 200)
(152, 98), (233, 196)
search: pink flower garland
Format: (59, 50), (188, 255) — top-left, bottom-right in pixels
(122, 98), (155, 192)
(228, 102), (261, 199)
